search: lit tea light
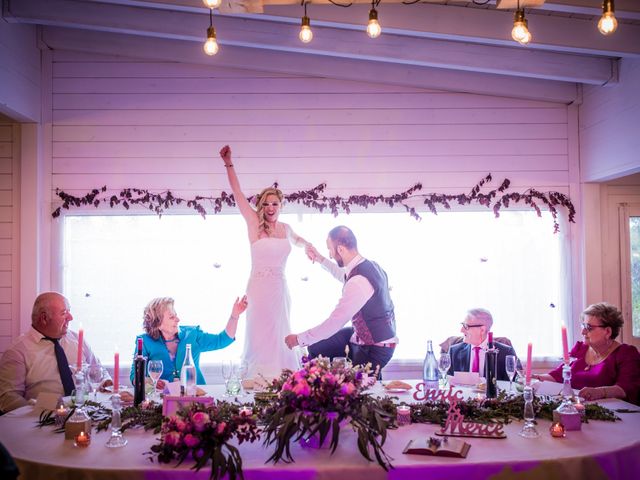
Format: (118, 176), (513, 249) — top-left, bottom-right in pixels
(55, 405), (69, 427)
(239, 407), (253, 416)
(396, 405), (411, 427)
(549, 422), (565, 438)
(74, 431), (91, 448)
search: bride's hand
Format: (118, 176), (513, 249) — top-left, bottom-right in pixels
(219, 145), (232, 165)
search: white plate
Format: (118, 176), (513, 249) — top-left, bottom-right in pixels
(383, 387), (412, 394)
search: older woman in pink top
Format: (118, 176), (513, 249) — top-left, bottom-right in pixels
(536, 303), (640, 404)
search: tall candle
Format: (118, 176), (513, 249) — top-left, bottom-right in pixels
(525, 343), (532, 386)
(76, 326), (84, 370)
(113, 348), (119, 392)
(561, 326), (569, 364)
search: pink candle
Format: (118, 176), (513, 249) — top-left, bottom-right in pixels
(76, 327), (84, 370)
(113, 349), (119, 392)
(525, 343), (532, 386)
(561, 326), (569, 364)
(488, 332), (493, 345)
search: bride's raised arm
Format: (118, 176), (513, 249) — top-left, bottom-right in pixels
(219, 145), (259, 232)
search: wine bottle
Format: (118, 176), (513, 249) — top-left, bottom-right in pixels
(485, 332), (498, 399)
(133, 337), (147, 406)
(423, 340), (439, 390)
(180, 343), (196, 396)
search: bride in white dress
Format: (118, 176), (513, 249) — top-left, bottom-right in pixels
(219, 145), (311, 380)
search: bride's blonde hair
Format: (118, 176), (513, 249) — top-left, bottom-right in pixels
(256, 187), (283, 236)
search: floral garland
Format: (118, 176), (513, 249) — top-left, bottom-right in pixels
(51, 174), (576, 233)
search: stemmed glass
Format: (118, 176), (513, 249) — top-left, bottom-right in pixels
(438, 353), (451, 389)
(222, 359), (234, 397)
(87, 363), (106, 402)
(236, 360), (249, 397)
(148, 360), (164, 401)
(505, 355), (517, 392)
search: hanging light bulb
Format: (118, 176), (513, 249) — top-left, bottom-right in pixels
(367, 7), (381, 39)
(299, 15), (313, 43)
(202, 0), (222, 8)
(511, 9), (532, 45)
(598, 0), (618, 35)
(204, 26), (219, 55)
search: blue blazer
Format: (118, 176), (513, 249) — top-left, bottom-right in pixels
(447, 341), (518, 382)
(129, 325), (233, 384)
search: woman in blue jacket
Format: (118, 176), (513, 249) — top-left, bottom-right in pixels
(130, 295), (247, 387)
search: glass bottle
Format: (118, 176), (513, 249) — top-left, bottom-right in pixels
(180, 344), (197, 396)
(133, 337), (147, 406)
(423, 340), (439, 390)
(484, 332), (498, 399)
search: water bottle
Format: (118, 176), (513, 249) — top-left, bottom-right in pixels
(423, 340), (439, 390)
(180, 344), (197, 396)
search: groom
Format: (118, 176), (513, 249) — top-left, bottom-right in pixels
(284, 226), (397, 375)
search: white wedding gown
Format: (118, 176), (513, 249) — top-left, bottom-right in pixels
(243, 237), (299, 380)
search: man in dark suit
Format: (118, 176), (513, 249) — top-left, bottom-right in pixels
(447, 308), (518, 381)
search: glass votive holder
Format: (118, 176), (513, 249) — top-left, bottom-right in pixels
(74, 431), (91, 448)
(54, 405), (69, 427)
(396, 405), (411, 427)
(549, 422), (565, 438)
(331, 357), (347, 369)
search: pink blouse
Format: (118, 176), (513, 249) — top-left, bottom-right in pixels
(549, 341), (640, 405)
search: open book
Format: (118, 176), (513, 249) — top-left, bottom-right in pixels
(403, 437), (471, 458)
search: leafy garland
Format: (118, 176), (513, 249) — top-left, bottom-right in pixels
(378, 392), (620, 425)
(51, 174), (576, 233)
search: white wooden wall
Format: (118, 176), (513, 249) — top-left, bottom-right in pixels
(50, 50), (570, 208)
(0, 115), (19, 355)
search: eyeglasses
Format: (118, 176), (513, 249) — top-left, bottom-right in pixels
(261, 202), (280, 208)
(460, 323), (484, 331)
(581, 322), (607, 332)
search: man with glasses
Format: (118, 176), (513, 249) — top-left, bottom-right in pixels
(447, 308), (518, 381)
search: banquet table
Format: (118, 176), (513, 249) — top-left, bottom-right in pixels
(1, 381), (639, 480)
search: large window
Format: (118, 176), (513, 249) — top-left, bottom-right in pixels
(62, 210), (564, 368)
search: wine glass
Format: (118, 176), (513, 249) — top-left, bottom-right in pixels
(221, 359), (234, 397)
(438, 353), (451, 388)
(237, 360), (249, 398)
(148, 360), (164, 400)
(87, 363), (106, 402)
(505, 355), (517, 392)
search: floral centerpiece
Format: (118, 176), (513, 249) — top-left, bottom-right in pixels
(261, 356), (394, 470)
(149, 401), (260, 480)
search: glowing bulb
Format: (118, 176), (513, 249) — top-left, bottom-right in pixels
(598, 12), (618, 35)
(367, 9), (381, 39)
(299, 16), (313, 43)
(204, 26), (218, 56)
(511, 10), (531, 45)
(203, 0), (221, 8)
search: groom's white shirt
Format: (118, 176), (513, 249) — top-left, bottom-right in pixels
(297, 255), (395, 347)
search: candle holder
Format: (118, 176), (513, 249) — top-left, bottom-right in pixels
(549, 421), (565, 438)
(558, 364), (578, 412)
(239, 406), (253, 417)
(105, 393), (128, 448)
(519, 385), (539, 438)
(54, 404), (69, 427)
(74, 431), (91, 448)
(396, 405), (411, 427)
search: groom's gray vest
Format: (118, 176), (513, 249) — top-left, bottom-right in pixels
(347, 259), (396, 344)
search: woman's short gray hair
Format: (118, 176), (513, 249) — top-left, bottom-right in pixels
(143, 297), (174, 340)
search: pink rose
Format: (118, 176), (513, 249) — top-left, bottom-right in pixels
(339, 382), (356, 395)
(191, 412), (210, 432)
(282, 380), (293, 391)
(174, 418), (189, 433)
(292, 380), (311, 396)
(163, 431), (182, 447)
(183, 433), (200, 448)
(216, 422), (227, 435)
(323, 373), (336, 385)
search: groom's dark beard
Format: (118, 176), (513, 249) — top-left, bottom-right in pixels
(335, 252), (344, 268)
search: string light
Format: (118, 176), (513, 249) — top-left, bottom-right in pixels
(511, 2), (532, 46)
(202, 0), (221, 8)
(299, 2), (313, 44)
(367, 1), (381, 39)
(203, 9), (218, 56)
(598, 0), (618, 35)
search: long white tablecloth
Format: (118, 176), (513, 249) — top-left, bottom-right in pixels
(1, 381), (639, 480)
